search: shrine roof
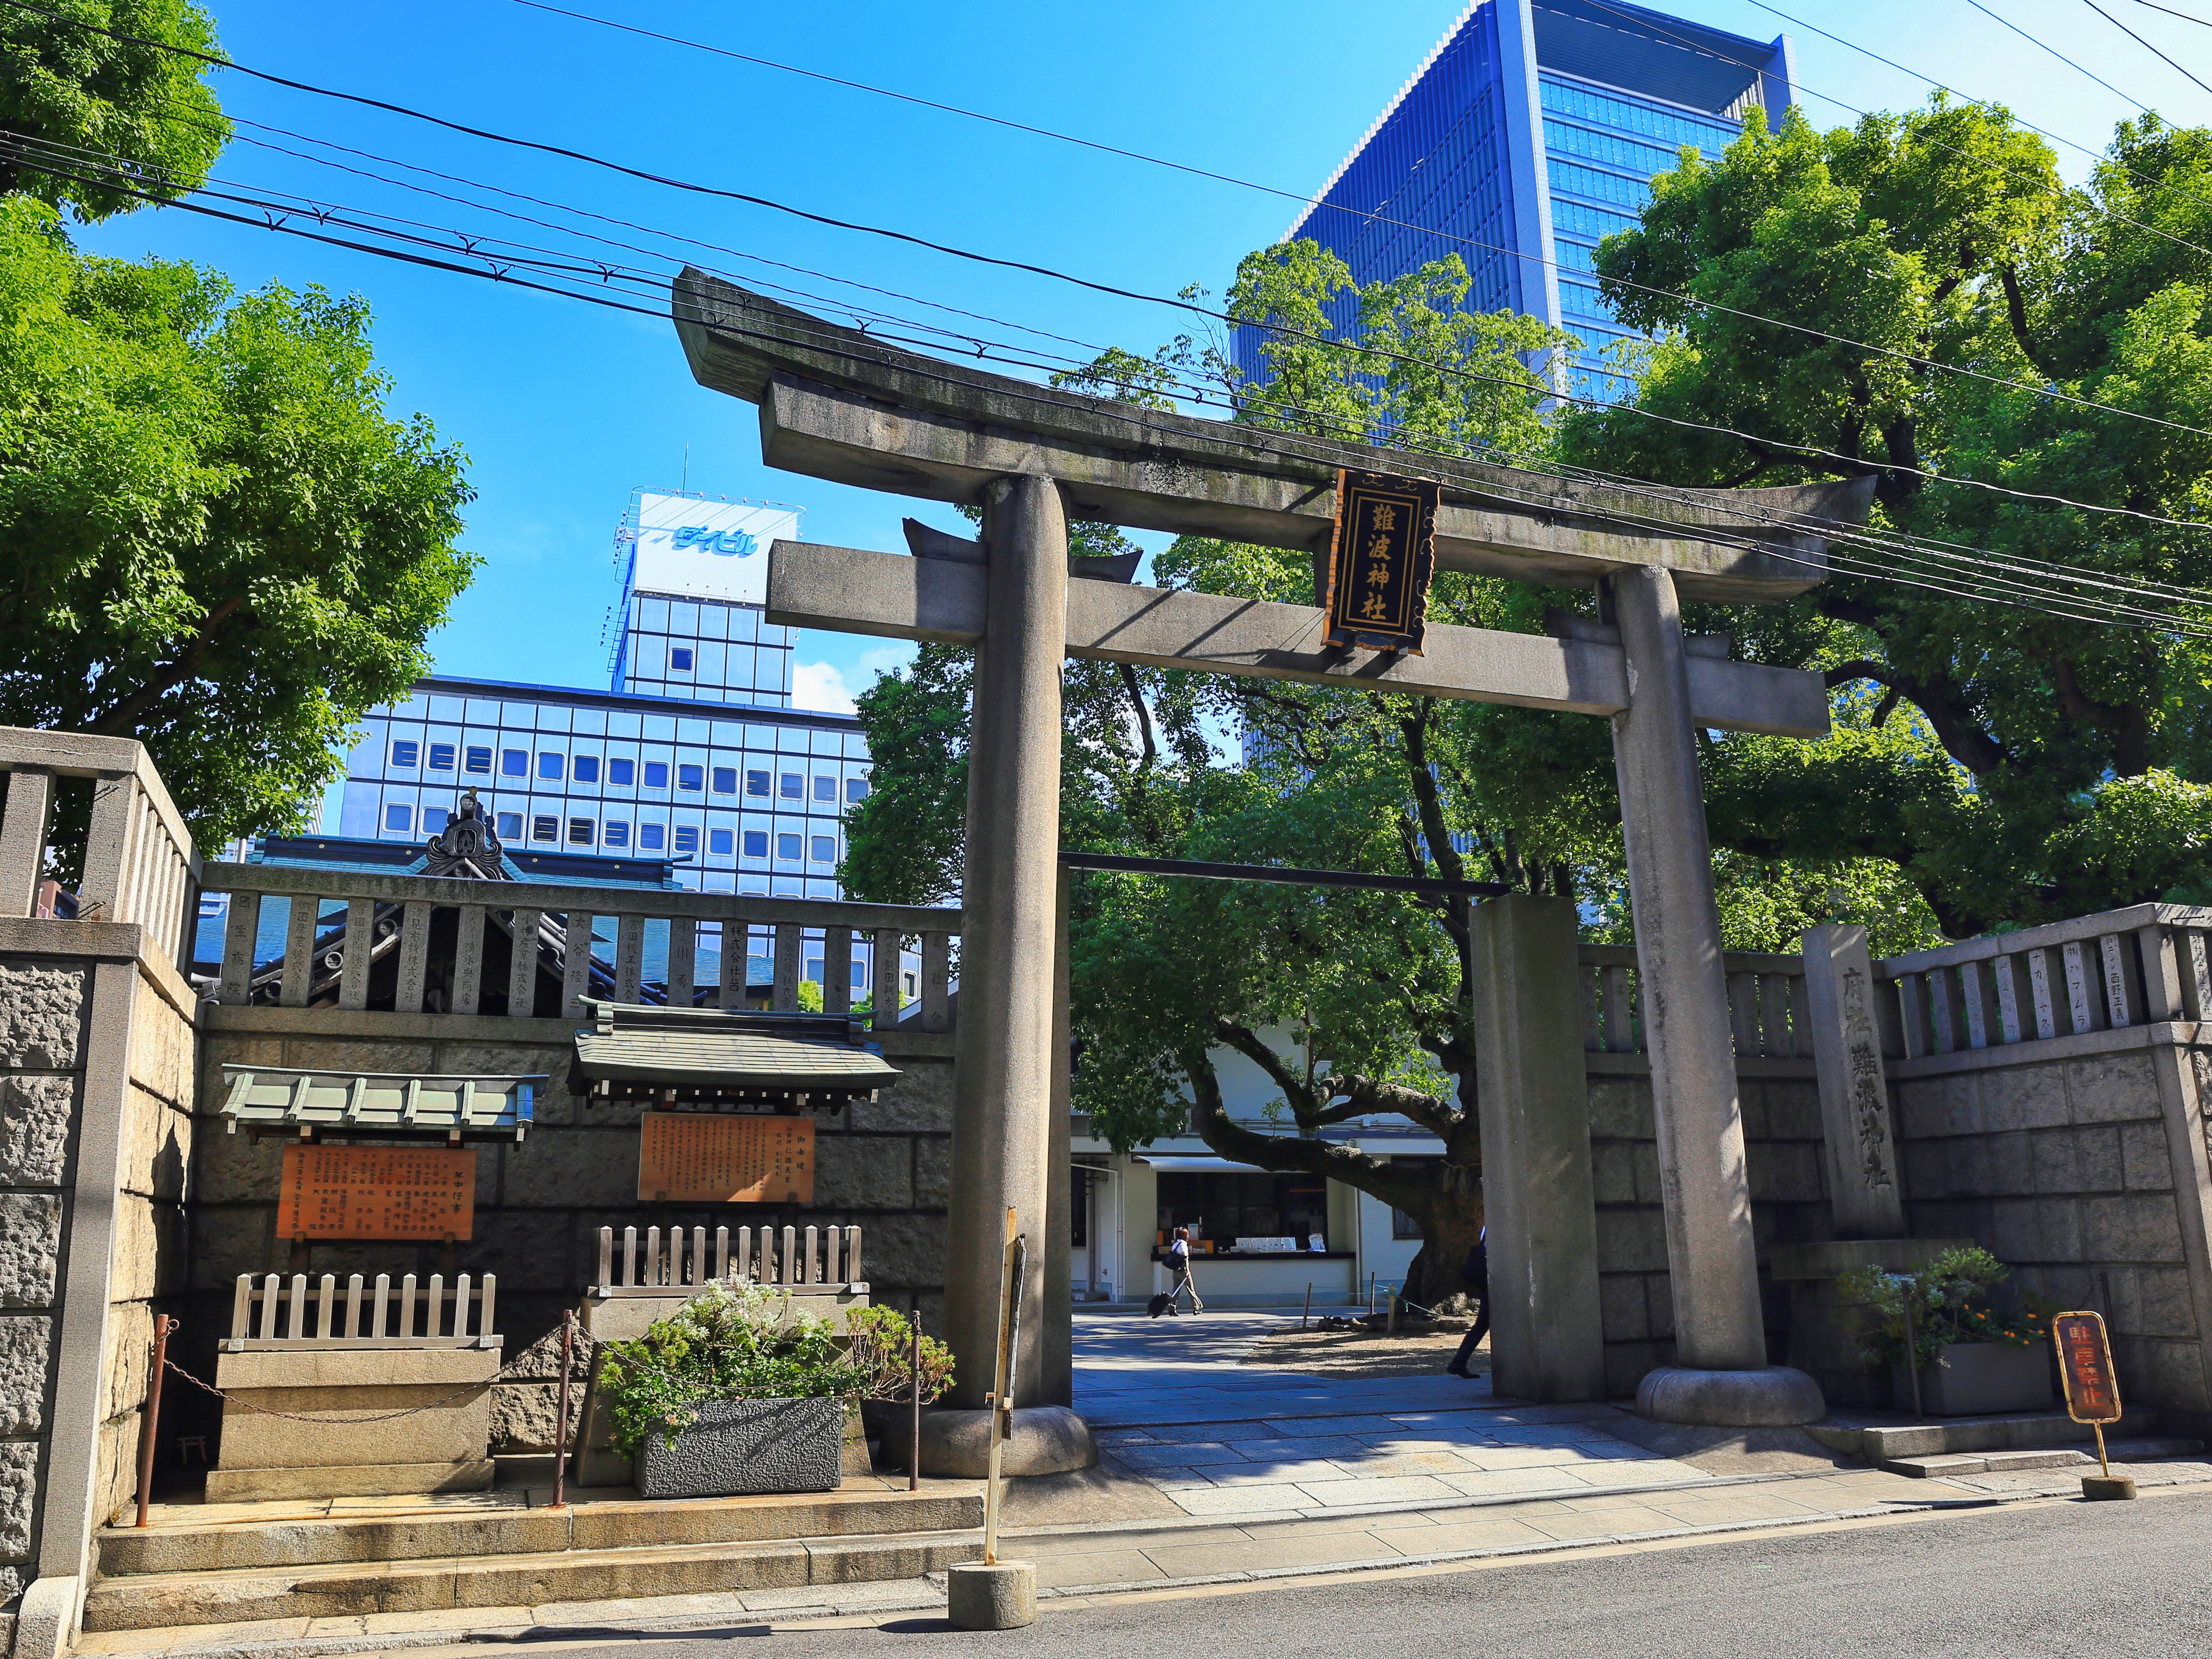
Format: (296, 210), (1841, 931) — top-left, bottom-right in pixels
(218, 1067), (541, 1142)
(571, 998), (900, 1091)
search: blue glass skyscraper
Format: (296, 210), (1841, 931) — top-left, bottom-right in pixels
(1242, 0), (1794, 403)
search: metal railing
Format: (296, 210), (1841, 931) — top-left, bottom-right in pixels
(1874, 903), (2212, 1060)
(225, 1271), (498, 1350)
(0, 726), (200, 971)
(199, 860), (959, 1028)
(1577, 944), (1810, 1059)
(594, 1222), (863, 1296)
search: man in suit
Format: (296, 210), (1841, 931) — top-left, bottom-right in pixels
(1446, 1226), (1488, 1377)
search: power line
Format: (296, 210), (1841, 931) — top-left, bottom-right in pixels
(2133, 0), (2212, 28)
(1964, 0), (2153, 113)
(2080, 0), (2212, 99)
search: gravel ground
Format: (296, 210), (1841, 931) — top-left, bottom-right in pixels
(1240, 1326), (1489, 1378)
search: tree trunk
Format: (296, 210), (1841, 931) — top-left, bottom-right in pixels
(1402, 1175), (1485, 1310)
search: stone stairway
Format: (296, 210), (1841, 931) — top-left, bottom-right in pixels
(1807, 1408), (2200, 1478)
(86, 1483), (983, 1634)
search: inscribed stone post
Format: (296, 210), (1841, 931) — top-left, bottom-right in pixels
(1800, 923), (1905, 1239)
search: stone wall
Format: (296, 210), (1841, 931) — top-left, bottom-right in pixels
(1584, 1055), (1834, 1398)
(1890, 1030), (2212, 1418)
(185, 1010), (953, 1456)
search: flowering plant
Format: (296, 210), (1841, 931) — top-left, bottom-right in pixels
(1837, 1246), (2056, 1370)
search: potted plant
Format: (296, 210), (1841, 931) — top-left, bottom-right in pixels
(599, 1282), (954, 1499)
(1837, 1246), (2057, 1416)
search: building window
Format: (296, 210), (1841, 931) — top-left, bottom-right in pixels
(640, 822), (666, 850)
(1155, 1171), (1329, 1252)
(810, 835), (835, 864)
(390, 740), (419, 769)
(743, 830), (768, 857)
(609, 757), (634, 786)
(846, 778), (870, 802)
(812, 775), (836, 802)
(712, 767), (737, 794)
(644, 760), (669, 789)
(572, 755), (600, 783)
(776, 832), (801, 861)
(496, 811), (522, 840)
(1391, 1207), (1422, 1240)
(678, 764), (704, 792)
(384, 803), (412, 832)
(745, 769), (769, 797)
(603, 819), (629, 848)
(427, 743), (456, 771)
(423, 807), (450, 833)
(567, 817), (594, 845)
(805, 957), (824, 983)
(465, 746), (493, 774)
(709, 828), (734, 855)
(501, 749), (528, 777)
(538, 752), (564, 780)
(671, 647), (694, 671)
(531, 815), (558, 842)
(674, 824), (700, 855)
(779, 772), (802, 799)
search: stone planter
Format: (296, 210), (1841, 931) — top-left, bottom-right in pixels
(1890, 1341), (2054, 1416)
(633, 1396), (845, 1499)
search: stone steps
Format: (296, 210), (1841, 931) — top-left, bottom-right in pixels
(1880, 1437), (2204, 1478)
(1831, 1408), (2162, 1465)
(82, 1526), (982, 1632)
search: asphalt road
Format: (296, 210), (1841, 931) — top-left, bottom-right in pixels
(610, 1489), (2212, 1659)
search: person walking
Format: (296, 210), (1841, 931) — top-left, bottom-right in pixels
(1166, 1226), (1204, 1315)
(1446, 1226), (1488, 1377)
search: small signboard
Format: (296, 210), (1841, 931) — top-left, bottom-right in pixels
(638, 1111), (814, 1203)
(2054, 1310), (2124, 1423)
(1320, 468), (1441, 654)
(276, 1145), (476, 1240)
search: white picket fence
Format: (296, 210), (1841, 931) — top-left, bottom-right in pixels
(594, 1223), (863, 1297)
(225, 1271), (498, 1350)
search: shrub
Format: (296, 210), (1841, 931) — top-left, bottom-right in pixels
(1837, 1245), (2056, 1369)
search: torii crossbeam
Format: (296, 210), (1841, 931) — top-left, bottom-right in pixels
(674, 270), (1866, 1461)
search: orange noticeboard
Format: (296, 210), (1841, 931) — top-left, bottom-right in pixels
(276, 1145), (476, 1240)
(2053, 1309), (2123, 1424)
(637, 1112), (814, 1203)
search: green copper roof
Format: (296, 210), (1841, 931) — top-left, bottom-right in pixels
(218, 1068), (540, 1141)
(572, 998), (900, 1090)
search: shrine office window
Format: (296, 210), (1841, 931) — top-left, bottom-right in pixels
(643, 761), (669, 789)
(389, 739), (418, 769)
(427, 743), (456, 771)
(538, 752), (564, 780)
(609, 757), (635, 786)
(709, 828), (734, 855)
(423, 807), (450, 833)
(779, 772), (802, 799)
(812, 775), (836, 802)
(495, 812), (522, 840)
(810, 835), (836, 864)
(501, 749), (528, 777)
(712, 767), (738, 794)
(678, 764), (704, 792)
(846, 778), (870, 802)
(639, 822), (666, 850)
(465, 746), (493, 774)
(567, 817), (594, 845)
(531, 815), (558, 842)
(384, 803), (412, 832)
(776, 832), (802, 861)
(670, 647), (694, 671)
(603, 819), (629, 848)
(745, 769), (770, 797)
(572, 755), (600, 783)
(674, 824), (700, 855)
(743, 830), (768, 857)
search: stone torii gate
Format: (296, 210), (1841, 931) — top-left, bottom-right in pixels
(672, 270), (1868, 1465)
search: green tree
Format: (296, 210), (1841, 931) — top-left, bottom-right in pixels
(0, 197), (475, 854)
(1561, 100), (2212, 935)
(0, 0), (231, 220)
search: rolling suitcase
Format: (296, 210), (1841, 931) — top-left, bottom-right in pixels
(1147, 1292), (1175, 1317)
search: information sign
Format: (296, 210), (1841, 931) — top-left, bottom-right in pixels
(637, 1111), (814, 1203)
(1320, 468), (1440, 654)
(276, 1145), (476, 1240)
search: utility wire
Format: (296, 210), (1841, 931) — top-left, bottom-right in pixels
(2133, 0), (2212, 28)
(1964, 0), (2154, 114)
(2080, 0), (2212, 99)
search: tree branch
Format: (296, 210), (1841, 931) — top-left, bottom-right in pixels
(1997, 263), (2060, 380)
(1824, 659), (2006, 773)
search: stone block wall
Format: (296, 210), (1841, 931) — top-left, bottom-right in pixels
(1891, 1036), (2212, 1416)
(1585, 1056), (1834, 1397)
(186, 1012), (953, 1456)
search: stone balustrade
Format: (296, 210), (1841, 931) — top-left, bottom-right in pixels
(1576, 943), (1810, 1060)
(1875, 903), (2212, 1060)
(226, 1271), (498, 1349)
(197, 860), (961, 1029)
(595, 1222), (863, 1295)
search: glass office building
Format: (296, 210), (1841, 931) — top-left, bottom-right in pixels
(1242, 0), (1793, 403)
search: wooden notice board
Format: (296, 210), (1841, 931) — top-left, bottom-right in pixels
(276, 1145), (477, 1241)
(2054, 1310), (2124, 1423)
(638, 1112), (814, 1203)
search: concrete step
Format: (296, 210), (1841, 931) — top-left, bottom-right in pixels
(97, 1486), (981, 1578)
(1850, 1408), (2160, 1463)
(1880, 1437), (2204, 1478)
(81, 1526), (983, 1632)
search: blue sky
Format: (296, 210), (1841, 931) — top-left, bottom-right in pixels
(72, 0), (2212, 728)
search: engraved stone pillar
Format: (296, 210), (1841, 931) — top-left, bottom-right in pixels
(1801, 923), (1905, 1239)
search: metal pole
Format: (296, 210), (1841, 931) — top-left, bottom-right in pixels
(908, 1323), (921, 1493)
(1900, 1282), (1924, 1419)
(134, 1315), (175, 1528)
(1367, 1272), (1376, 1317)
(1301, 1283), (1312, 1331)
(983, 1207), (1016, 1567)
(550, 1310), (574, 1509)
